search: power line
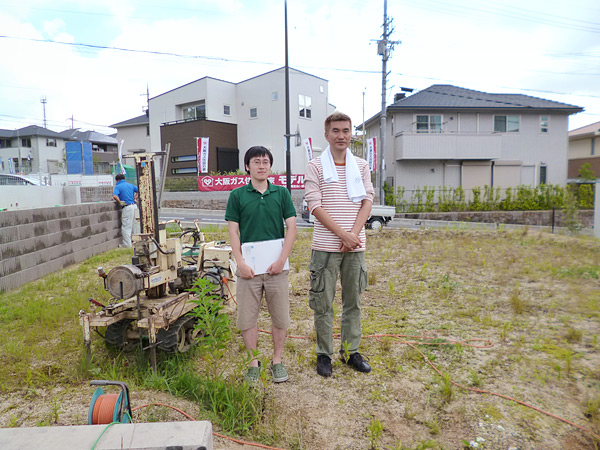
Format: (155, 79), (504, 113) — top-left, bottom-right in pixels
(0, 35), (381, 74)
(390, 72), (600, 100)
(0, 33), (597, 103)
(404, 0), (600, 34)
(0, 35), (271, 65)
(0, 3), (231, 22)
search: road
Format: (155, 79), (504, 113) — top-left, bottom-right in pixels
(159, 208), (314, 229)
(160, 207), (587, 235)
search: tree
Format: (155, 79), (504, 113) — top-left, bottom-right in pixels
(578, 163), (596, 181)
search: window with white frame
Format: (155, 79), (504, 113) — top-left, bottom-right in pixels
(183, 101), (206, 121)
(223, 105), (231, 116)
(21, 138), (31, 147)
(416, 115), (442, 133)
(46, 138), (56, 147)
(171, 167), (198, 175)
(250, 107), (258, 119)
(299, 94), (312, 119)
(494, 115), (520, 133)
(539, 165), (547, 184)
(171, 155), (197, 163)
(540, 115), (549, 133)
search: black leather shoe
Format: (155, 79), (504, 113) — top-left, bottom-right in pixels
(316, 355), (332, 377)
(340, 352), (371, 373)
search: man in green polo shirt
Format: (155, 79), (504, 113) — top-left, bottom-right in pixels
(225, 146), (297, 383)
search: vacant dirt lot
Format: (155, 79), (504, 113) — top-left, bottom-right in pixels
(1, 227), (599, 450)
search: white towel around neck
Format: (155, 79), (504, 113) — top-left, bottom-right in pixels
(321, 146), (367, 203)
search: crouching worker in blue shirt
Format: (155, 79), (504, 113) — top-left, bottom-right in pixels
(225, 146), (297, 384)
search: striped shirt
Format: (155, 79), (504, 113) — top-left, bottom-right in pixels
(305, 156), (374, 252)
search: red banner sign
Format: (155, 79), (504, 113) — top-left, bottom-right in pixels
(198, 174), (305, 191)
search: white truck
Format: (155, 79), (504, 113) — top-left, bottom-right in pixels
(302, 199), (395, 231)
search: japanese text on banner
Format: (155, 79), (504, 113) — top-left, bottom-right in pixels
(197, 137), (210, 173)
(304, 137), (313, 161)
(367, 137), (377, 172)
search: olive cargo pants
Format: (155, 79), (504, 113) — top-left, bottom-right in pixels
(308, 250), (368, 357)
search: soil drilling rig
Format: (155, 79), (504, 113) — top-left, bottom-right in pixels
(79, 152), (235, 369)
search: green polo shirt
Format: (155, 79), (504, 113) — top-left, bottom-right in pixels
(225, 181), (297, 244)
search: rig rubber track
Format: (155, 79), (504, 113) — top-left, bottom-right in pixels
(104, 319), (135, 349)
(156, 315), (198, 353)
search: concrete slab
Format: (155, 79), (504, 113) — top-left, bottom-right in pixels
(0, 421), (213, 450)
(0, 226), (19, 245)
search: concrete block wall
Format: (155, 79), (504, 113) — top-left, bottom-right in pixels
(162, 189), (305, 213)
(399, 209), (594, 228)
(0, 202), (121, 293)
(81, 186), (114, 203)
(0, 186), (81, 211)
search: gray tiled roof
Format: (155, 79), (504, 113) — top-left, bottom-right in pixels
(569, 120), (600, 137)
(0, 125), (64, 138)
(110, 114), (149, 128)
(0, 125), (117, 143)
(58, 129), (118, 144)
(389, 85), (583, 112)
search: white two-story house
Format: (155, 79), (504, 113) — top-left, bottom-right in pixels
(568, 120), (600, 179)
(0, 125), (66, 176)
(363, 85), (583, 194)
(112, 67), (335, 178)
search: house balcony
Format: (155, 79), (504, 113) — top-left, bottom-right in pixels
(394, 132), (502, 160)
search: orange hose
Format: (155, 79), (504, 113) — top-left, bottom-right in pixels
(256, 328), (600, 442)
(92, 393), (119, 425)
(400, 338), (600, 442)
(122, 328), (600, 446)
(222, 275), (237, 305)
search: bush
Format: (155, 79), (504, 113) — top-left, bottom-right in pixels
(164, 176), (198, 191)
(385, 183), (588, 214)
(383, 182), (395, 206)
(577, 184), (594, 209)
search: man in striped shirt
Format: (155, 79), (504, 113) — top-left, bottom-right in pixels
(305, 112), (375, 377)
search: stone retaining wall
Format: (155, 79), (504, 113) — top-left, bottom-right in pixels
(161, 190), (306, 212)
(399, 209), (594, 228)
(0, 202), (121, 293)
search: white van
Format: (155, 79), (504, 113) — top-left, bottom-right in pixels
(302, 198), (394, 230)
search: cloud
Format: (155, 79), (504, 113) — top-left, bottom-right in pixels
(0, 0), (598, 134)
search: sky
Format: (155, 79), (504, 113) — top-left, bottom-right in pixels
(1, 0), (599, 136)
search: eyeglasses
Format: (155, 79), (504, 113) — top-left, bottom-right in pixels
(249, 159), (271, 166)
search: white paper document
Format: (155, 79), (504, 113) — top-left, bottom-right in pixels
(241, 238), (289, 275)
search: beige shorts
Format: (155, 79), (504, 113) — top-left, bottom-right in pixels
(236, 270), (290, 331)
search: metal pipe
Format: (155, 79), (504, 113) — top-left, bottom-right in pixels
(284, 0), (291, 193)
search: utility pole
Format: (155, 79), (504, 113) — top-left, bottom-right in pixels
(141, 85), (150, 114)
(362, 90), (366, 159)
(40, 96), (47, 128)
(283, 0), (291, 192)
(377, 0), (400, 204)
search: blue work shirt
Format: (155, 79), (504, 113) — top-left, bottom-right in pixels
(113, 179), (138, 205)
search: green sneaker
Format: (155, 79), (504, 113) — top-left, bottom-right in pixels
(270, 362), (289, 383)
(244, 362), (261, 385)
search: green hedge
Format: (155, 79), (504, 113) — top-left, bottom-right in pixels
(385, 184), (595, 213)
